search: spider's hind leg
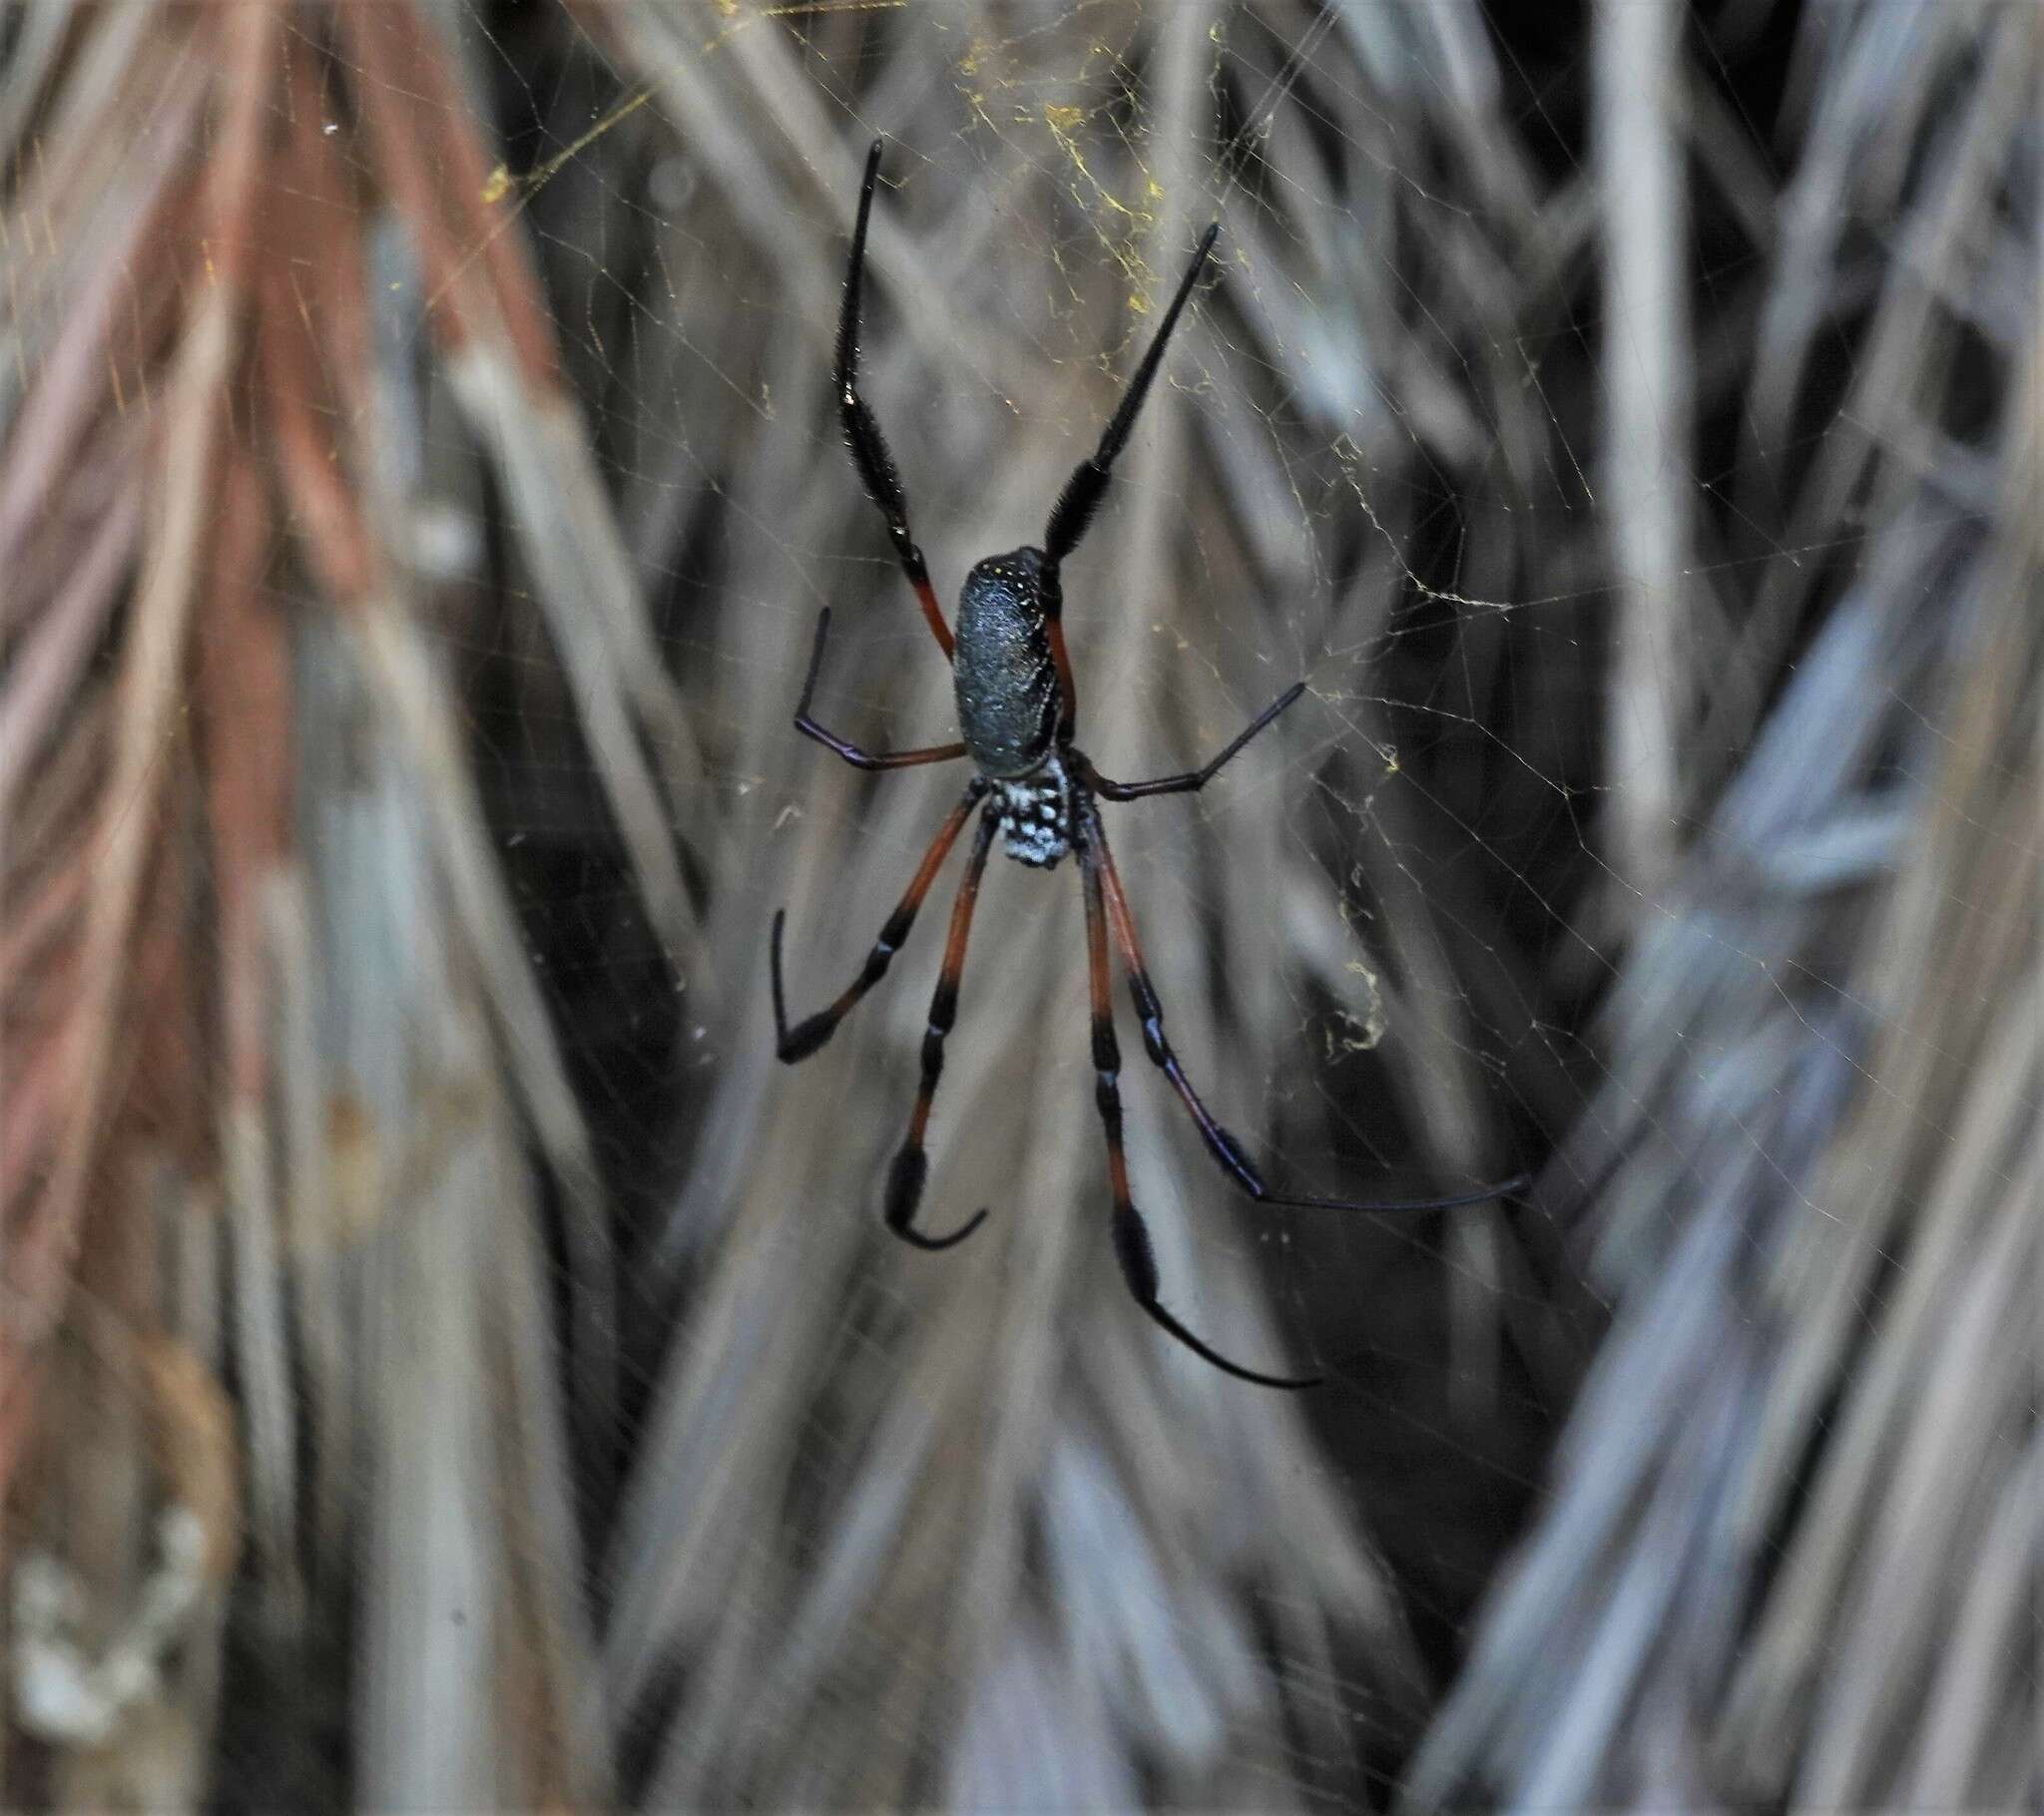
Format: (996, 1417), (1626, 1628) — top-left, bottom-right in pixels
(770, 780), (987, 1063)
(1085, 806), (1527, 1216)
(881, 806), (999, 1250)
(1079, 835), (1317, 1390)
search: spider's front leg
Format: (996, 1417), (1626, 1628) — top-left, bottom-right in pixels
(1036, 220), (1220, 744)
(1078, 832), (1318, 1390)
(771, 778), (987, 1062)
(836, 140), (955, 662)
(1081, 681), (1305, 800)
(792, 609), (966, 773)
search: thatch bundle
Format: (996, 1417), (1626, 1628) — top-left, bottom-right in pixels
(1, 1), (2032, 1809)
(1409, 8), (2041, 1803)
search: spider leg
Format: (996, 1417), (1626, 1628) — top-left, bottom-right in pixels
(882, 807), (999, 1249)
(1036, 224), (1220, 747)
(1082, 682), (1305, 801)
(838, 140), (955, 661)
(1086, 805), (1529, 1213)
(1043, 224), (1221, 572)
(794, 610), (967, 772)
(771, 779), (989, 1063)
(1081, 836), (1318, 1390)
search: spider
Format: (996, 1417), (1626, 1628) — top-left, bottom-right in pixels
(772, 142), (1523, 1388)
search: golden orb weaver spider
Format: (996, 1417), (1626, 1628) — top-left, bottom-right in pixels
(772, 142), (1524, 1387)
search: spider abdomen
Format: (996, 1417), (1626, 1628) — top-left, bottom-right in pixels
(953, 548), (1058, 778)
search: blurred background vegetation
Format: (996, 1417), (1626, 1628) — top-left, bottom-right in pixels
(1, 1), (2034, 1809)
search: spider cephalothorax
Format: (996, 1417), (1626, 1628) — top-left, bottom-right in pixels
(772, 141), (1523, 1388)
(989, 751), (1075, 870)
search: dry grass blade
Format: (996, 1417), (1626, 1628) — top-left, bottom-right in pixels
(1407, 6), (2041, 1807)
(0, 2), (703, 1804)
(1594, 0), (1693, 900)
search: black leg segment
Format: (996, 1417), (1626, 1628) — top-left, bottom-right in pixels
(1086, 805), (1527, 1214)
(882, 808), (999, 1249)
(1081, 836), (1317, 1389)
(1043, 223), (1220, 571)
(771, 780), (988, 1063)
(837, 140), (956, 660)
(1085, 681), (1304, 801)
(793, 610), (968, 771)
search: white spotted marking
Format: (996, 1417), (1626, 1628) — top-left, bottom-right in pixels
(994, 753), (1074, 870)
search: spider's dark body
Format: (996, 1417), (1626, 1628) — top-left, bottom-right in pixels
(952, 549), (1059, 782)
(772, 142), (1522, 1389)
(952, 547), (1082, 867)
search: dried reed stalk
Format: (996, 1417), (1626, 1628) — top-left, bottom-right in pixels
(1408, 4), (2041, 1806)
(0, 3), (699, 1803)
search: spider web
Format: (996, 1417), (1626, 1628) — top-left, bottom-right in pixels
(457, 5), (1858, 1803)
(473, 14), (1600, 1798)
(6, 1), (2032, 1810)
